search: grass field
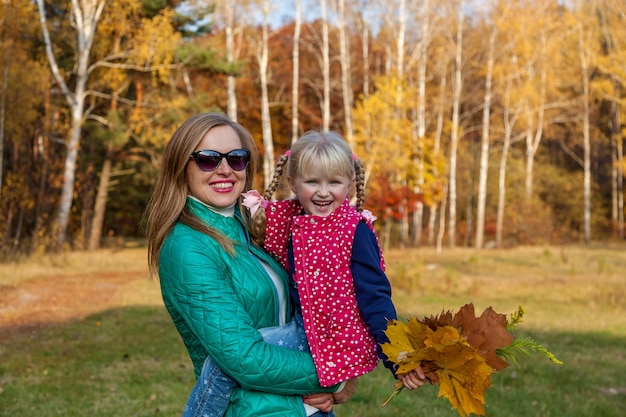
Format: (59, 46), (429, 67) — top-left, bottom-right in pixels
(0, 244), (624, 416)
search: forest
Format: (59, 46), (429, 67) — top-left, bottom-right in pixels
(0, 0), (624, 258)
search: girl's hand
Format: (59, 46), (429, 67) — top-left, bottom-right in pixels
(332, 377), (358, 404)
(398, 367), (428, 390)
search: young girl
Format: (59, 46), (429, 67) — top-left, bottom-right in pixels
(184, 130), (425, 417)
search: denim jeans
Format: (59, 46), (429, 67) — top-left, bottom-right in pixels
(182, 317), (309, 417)
(310, 411), (335, 417)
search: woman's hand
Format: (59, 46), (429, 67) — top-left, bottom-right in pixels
(303, 393), (334, 412)
(398, 367), (428, 390)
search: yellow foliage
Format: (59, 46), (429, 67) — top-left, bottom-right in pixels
(382, 303), (563, 415)
(382, 319), (493, 416)
(352, 75), (447, 205)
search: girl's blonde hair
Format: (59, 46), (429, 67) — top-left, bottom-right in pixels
(144, 113), (259, 276)
(249, 130), (366, 245)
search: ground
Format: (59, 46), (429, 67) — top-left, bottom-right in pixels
(0, 269), (161, 343)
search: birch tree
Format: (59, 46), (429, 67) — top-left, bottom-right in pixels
(36, 0), (107, 247)
(337, 0), (354, 146)
(474, 0), (510, 249)
(409, 0), (436, 246)
(36, 0), (182, 248)
(225, 0), (238, 120)
(320, 0), (331, 131)
(514, 1), (564, 201)
(448, 4), (464, 248)
(575, 17), (594, 244)
(249, 0), (275, 187)
(291, 0), (302, 144)
(474, 22), (495, 249)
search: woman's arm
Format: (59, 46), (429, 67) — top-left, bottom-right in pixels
(160, 232), (337, 395)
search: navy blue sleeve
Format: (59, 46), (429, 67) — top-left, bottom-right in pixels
(351, 222), (398, 374)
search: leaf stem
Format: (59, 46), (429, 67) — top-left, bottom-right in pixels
(381, 383), (405, 407)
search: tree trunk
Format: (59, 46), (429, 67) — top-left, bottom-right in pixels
(475, 25), (496, 249)
(428, 68), (446, 246)
(523, 33), (547, 200)
(448, 9), (464, 249)
(0, 58), (8, 200)
(259, 0), (274, 188)
(577, 23), (591, 244)
(226, 0), (237, 121)
(412, 0), (430, 247)
(320, 0), (330, 131)
(360, 16), (369, 98)
(87, 144), (113, 251)
(437, 183), (448, 253)
(610, 83), (623, 239)
(36, 0), (106, 247)
(291, 0), (302, 144)
(338, 0), (354, 147)
(496, 75), (516, 249)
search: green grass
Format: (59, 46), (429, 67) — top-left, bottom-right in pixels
(0, 307), (193, 416)
(1, 245), (625, 416)
(335, 329), (625, 417)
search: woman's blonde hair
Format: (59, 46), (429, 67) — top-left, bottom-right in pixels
(144, 113), (259, 276)
(249, 130), (366, 245)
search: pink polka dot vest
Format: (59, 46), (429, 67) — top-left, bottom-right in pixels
(264, 198), (380, 386)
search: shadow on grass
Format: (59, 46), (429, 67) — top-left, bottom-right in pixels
(1, 306), (625, 417)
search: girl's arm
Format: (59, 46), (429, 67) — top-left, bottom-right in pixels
(351, 222), (398, 372)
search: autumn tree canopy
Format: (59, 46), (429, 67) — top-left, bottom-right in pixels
(0, 0), (624, 256)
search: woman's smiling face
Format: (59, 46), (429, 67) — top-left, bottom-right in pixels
(186, 125), (247, 209)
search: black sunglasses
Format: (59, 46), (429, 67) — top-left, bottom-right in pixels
(189, 149), (251, 172)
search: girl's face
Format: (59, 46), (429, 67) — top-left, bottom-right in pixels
(289, 160), (354, 217)
(186, 125), (247, 209)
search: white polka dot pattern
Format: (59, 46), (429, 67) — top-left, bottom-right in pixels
(264, 198), (379, 386)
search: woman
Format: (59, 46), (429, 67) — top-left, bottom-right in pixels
(144, 113), (350, 416)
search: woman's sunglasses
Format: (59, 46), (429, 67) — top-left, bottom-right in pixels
(189, 149), (251, 172)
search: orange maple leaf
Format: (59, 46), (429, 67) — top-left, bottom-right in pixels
(452, 304), (514, 371)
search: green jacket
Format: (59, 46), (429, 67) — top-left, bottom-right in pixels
(159, 197), (335, 416)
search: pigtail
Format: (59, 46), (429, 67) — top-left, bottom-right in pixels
(247, 153), (290, 247)
(264, 154), (289, 200)
(354, 158), (366, 212)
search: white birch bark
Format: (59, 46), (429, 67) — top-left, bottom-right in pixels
(475, 24), (496, 249)
(291, 0), (302, 144)
(337, 0), (354, 147)
(359, 13), (370, 98)
(523, 30), (547, 200)
(427, 70), (446, 246)
(411, 0), (432, 247)
(35, 0), (106, 246)
(577, 22), (592, 244)
(448, 7), (464, 248)
(496, 72), (520, 248)
(397, 0), (408, 246)
(225, 0), (238, 121)
(258, 0), (274, 188)
(320, 0), (330, 131)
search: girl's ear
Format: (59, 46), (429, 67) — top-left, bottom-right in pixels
(287, 176), (297, 194)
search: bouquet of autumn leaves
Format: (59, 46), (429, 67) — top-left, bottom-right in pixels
(381, 303), (562, 416)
